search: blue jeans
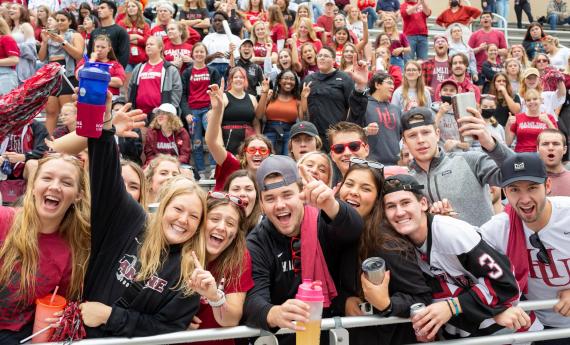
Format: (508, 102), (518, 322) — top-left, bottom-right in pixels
(390, 55), (404, 71)
(209, 62), (229, 81)
(407, 35), (428, 61)
(189, 107), (214, 173)
(263, 121), (292, 155)
(548, 13), (570, 30)
(496, 0), (509, 28)
(482, 0), (496, 13)
(361, 7), (378, 29)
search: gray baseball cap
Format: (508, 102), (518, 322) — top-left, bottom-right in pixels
(256, 155), (300, 191)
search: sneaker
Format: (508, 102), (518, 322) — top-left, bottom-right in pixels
(209, 170), (216, 179)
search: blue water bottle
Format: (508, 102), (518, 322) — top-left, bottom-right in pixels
(76, 55), (111, 138)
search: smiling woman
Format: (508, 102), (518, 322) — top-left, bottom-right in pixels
(0, 154), (90, 344)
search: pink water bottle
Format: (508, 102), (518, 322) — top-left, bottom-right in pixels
(295, 279), (324, 345)
(76, 56), (111, 138)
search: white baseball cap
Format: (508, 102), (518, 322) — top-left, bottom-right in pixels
(155, 103), (177, 115)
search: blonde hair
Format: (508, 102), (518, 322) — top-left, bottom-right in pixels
(250, 21), (271, 45)
(167, 21), (189, 42)
(149, 110), (184, 132)
(504, 57), (522, 82)
(519, 72), (543, 97)
(542, 35), (559, 48)
(292, 17), (317, 42)
(0, 155), (90, 303)
(0, 17), (10, 35)
(340, 43), (357, 70)
(297, 151), (334, 187)
(508, 44), (530, 68)
(292, 3), (312, 27)
(138, 176), (207, 295)
(402, 61), (428, 108)
(123, 0), (146, 29)
(144, 154), (180, 192)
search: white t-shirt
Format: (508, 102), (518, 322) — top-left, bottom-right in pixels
(202, 32), (241, 64)
(549, 47), (570, 71)
(480, 197), (570, 328)
(519, 91), (565, 118)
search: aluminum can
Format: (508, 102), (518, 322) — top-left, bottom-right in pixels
(361, 257), (385, 285)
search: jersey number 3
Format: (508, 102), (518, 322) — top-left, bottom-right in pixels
(479, 254), (504, 279)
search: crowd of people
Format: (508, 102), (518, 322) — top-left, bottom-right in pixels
(2, 0), (570, 344)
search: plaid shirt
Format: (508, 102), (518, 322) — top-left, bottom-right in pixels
(422, 58), (436, 87)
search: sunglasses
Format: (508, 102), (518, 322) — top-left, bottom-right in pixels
(349, 157), (384, 172)
(291, 236), (301, 273)
(245, 146), (270, 155)
(330, 140), (364, 154)
(208, 191), (245, 208)
(529, 233), (550, 265)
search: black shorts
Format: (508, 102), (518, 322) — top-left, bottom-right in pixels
(57, 75), (78, 96)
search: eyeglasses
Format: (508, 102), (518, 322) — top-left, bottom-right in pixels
(529, 233), (550, 265)
(382, 80), (395, 86)
(330, 140), (364, 154)
(245, 146), (270, 155)
(291, 236), (301, 273)
(317, 54), (333, 59)
(208, 191), (245, 208)
(536, 59), (549, 63)
(349, 157), (384, 173)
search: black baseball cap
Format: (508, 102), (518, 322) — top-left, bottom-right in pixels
(290, 121), (318, 139)
(401, 107), (435, 133)
(383, 174), (424, 195)
(500, 152), (547, 188)
(256, 155), (301, 191)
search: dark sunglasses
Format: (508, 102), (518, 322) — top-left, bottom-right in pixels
(291, 236), (301, 273)
(330, 140), (364, 154)
(349, 157), (384, 173)
(208, 191), (245, 208)
(529, 233), (550, 265)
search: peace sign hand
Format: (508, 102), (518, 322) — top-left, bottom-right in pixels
(299, 165), (340, 219)
(189, 251), (218, 301)
(301, 81), (311, 99)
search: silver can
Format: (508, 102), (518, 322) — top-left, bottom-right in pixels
(409, 303), (426, 317)
(361, 257), (385, 285)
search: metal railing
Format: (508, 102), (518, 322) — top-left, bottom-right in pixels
(35, 299), (568, 345)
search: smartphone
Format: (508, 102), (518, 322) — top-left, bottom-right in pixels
(359, 302), (374, 315)
(452, 92), (477, 143)
(47, 29), (58, 34)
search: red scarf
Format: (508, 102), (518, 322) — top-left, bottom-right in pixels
(505, 204), (529, 294)
(300, 205), (337, 307)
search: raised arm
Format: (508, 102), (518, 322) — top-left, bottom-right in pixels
(204, 79), (230, 165)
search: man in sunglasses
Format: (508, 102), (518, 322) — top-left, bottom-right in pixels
(403, 106), (513, 226)
(479, 153), (570, 344)
(243, 155), (364, 344)
(326, 122), (370, 184)
(382, 174), (528, 340)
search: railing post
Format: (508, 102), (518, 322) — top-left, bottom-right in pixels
(254, 330), (279, 345)
(329, 316), (349, 345)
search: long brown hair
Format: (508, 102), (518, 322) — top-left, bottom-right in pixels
(206, 196), (246, 290)
(488, 72), (514, 107)
(267, 5), (288, 36)
(223, 170), (261, 233)
(237, 135), (274, 169)
(138, 176), (207, 295)
(0, 155), (90, 303)
(123, 0), (146, 29)
(402, 60), (428, 108)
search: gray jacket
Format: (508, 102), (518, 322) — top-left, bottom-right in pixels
(409, 141), (514, 226)
(548, 0), (568, 21)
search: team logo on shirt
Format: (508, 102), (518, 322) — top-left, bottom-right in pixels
(116, 254), (169, 293)
(528, 249), (570, 287)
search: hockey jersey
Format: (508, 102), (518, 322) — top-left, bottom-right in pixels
(417, 215), (520, 338)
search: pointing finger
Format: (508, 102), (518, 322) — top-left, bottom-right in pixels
(191, 251), (203, 270)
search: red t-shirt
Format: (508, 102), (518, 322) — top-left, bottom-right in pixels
(188, 66), (211, 109)
(316, 15), (333, 33)
(253, 41), (277, 63)
(294, 38), (323, 56)
(191, 251), (254, 345)
(0, 207), (72, 332)
(214, 151), (241, 191)
(76, 59), (126, 95)
(150, 24), (168, 38)
(163, 40), (193, 72)
(244, 10), (266, 25)
(270, 23), (288, 45)
(435, 6), (482, 27)
(0, 35), (20, 70)
(511, 113), (558, 153)
(136, 61), (164, 116)
(400, 1), (429, 36)
(468, 29), (507, 72)
(119, 21), (151, 65)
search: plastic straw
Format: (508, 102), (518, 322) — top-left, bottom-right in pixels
(49, 286), (59, 305)
(19, 325), (51, 344)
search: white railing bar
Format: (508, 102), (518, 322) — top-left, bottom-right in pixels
(37, 299), (559, 345)
(410, 327), (570, 345)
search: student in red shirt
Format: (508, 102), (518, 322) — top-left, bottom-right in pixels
(316, 0), (336, 35)
(400, 0), (431, 60)
(0, 18), (19, 96)
(268, 5), (288, 52)
(243, 0), (266, 32)
(118, 0), (151, 74)
(164, 21), (193, 73)
(187, 193), (254, 345)
(435, 0), (481, 28)
(507, 89), (558, 153)
(144, 103), (191, 165)
(0, 155), (90, 344)
(289, 17), (322, 56)
(76, 35), (126, 96)
(250, 21), (277, 66)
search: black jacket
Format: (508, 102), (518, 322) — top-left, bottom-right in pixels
(338, 240), (432, 345)
(235, 58), (264, 96)
(85, 129), (200, 338)
(243, 201), (364, 345)
(303, 69), (355, 149)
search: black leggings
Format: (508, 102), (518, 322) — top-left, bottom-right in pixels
(515, 0), (533, 28)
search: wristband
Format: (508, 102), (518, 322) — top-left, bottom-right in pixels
(449, 298), (461, 316)
(445, 299), (454, 317)
(208, 289), (226, 307)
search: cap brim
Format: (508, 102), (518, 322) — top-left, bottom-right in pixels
(500, 176), (546, 188)
(292, 131), (317, 138)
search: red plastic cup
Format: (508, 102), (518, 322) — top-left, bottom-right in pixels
(32, 294), (66, 343)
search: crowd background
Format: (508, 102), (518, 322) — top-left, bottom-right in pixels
(2, 0), (570, 344)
